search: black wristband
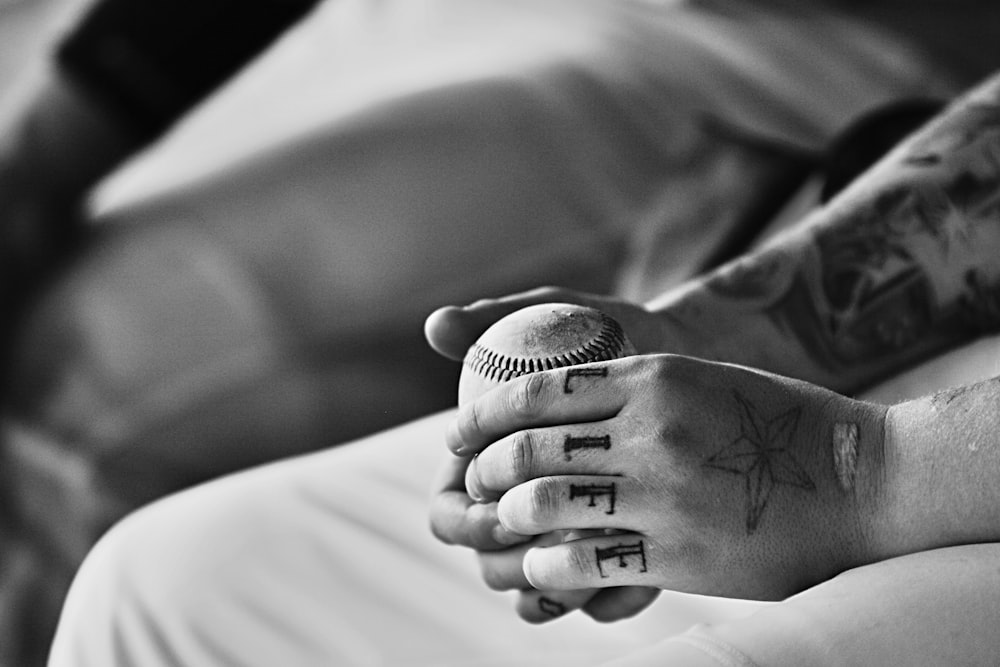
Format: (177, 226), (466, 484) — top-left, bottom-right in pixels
(56, 0), (321, 141)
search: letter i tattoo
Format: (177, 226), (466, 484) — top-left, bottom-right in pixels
(564, 367), (609, 393)
(595, 541), (648, 578)
(563, 435), (612, 461)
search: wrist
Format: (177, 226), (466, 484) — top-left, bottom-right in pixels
(784, 387), (889, 585)
(833, 396), (890, 569)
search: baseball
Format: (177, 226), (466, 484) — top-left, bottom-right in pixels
(458, 303), (636, 405)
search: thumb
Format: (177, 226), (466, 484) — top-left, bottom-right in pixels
(424, 300), (524, 360)
(424, 288), (578, 360)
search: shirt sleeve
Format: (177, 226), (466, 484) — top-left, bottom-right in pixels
(55, 0), (321, 140)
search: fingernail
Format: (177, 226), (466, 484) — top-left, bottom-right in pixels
(466, 456), (486, 502)
(445, 421), (467, 456)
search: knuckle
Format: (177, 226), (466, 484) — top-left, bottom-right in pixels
(651, 417), (690, 450)
(508, 430), (536, 481)
(509, 373), (548, 418)
(462, 400), (485, 443)
(566, 543), (594, 580)
(649, 353), (682, 384)
(525, 479), (560, 525)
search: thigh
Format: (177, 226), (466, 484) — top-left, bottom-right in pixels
(49, 410), (759, 667)
(607, 542), (1000, 666)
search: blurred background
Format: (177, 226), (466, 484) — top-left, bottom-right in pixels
(0, 0), (995, 664)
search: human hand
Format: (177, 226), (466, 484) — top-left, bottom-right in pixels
(427, 293), (671, 622)
(424, 286), (680, 361)
(429, 450), (660, 622)
(451, 353), (885, 600)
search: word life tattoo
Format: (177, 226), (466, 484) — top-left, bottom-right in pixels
(564, 367), (608, 393)
(563, 435), (611, 461)
(596, 541), (648, 578)
(570, 482), (617, 514)
(538, 596), (567, 619)
(704, 391), (816, 534)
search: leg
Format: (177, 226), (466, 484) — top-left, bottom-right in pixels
(48, 411), (760, 666)
(605, 543), (1000, 666)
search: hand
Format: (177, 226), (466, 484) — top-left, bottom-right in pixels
(426, 287), (672, 622)
(424, 286), (680, 361)
(450, 354), (886, 600)
(428, 451), (660, 622)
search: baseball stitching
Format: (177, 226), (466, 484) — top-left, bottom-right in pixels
(464, 313), (630, 383)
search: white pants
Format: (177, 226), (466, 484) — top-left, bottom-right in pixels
(48, 334), (1000, 666)
(47, 0), (990, 665)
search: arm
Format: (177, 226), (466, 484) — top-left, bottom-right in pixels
(427, 70), (1000, 618)
(430, 70), (1000, 396)
(454, 353), (1000, 601)
(876, 376), (1000, 559)
(648, 70), (1000, 394)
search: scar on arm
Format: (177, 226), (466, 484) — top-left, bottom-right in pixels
(833, 422), (859, 491)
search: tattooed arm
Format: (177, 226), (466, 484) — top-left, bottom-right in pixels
(658, 73), (1000, 394)
(426, 71), (1000, 620)
(430, 71), (1000, 396)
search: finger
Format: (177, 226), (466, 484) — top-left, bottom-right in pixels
(582, 587), (661, 623)
(523, 533), (657, 591)
(516, 588), (597, 624)
(424, 288), (579, 361)
(477, 531), (568, 590)
(497, 475), (645, 536)
(446, 359), (633, 456)
(465, 423), (624, 502)
(429, 456), (529, 550)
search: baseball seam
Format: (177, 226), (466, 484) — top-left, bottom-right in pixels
(464, 314), (629, 383)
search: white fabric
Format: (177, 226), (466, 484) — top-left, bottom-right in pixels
(48, 333), (1000, 666)
(49, 412), (761, 666)
(88, 0), (955, 332)
(46, 0), (983, 665)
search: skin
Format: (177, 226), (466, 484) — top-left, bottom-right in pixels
(426, 71), (1000, 621)
(456, 355), (883, 600)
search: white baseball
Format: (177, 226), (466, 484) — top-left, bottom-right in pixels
(458, 303), (636, 405)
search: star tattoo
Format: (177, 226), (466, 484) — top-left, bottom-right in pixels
(704, 391), (815, 534)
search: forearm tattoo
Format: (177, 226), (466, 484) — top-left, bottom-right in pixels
(705, 391), (815, 534)
(595, 541), (648, 578)
(700, 75), (1000, 379)
(569, 482), (617, 514)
